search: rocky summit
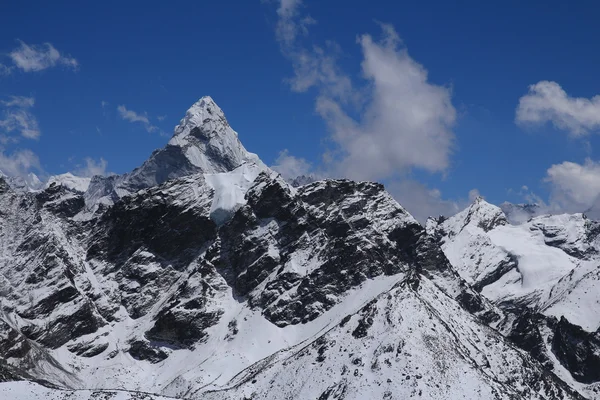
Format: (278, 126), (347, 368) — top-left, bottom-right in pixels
(0, 97), (597, 399)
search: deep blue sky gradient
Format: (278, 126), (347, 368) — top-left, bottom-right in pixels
(1, 0), (599, 205)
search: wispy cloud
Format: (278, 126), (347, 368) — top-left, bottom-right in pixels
(101, 100), (108, 109)
(1, 96), (35, 108)
(269, 0), (458, 221)
(74, 157), (109, 177)
(157, 115), (166, 121)
(117, 105), (159, 133)
(0, 149), (41, 178)
(0, 64), (12, 76)
(516, 81), (600, 136)
(271, 149), (314, 179)
(8, 40), (78, 73)
(0, 96), (40, 140)
(544, 158), (600, 214)
(386, 180), (471, 223)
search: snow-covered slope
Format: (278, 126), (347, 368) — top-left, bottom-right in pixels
(46, 173), (91, 193)
(1, 171), (44, 192)
(430, 197), (600, 396)
(200, 274), (580, 400)
(0, 98), (592, 399)
(429, 199), (600, 328)
(0, 381), (172, 400)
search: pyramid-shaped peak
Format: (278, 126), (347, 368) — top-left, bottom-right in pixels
(170, 96), (229, 144)
(464, 196), (507, 232)
(187, 96), (224, 118)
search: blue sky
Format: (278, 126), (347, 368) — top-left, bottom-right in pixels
(2, 0), (600, 220)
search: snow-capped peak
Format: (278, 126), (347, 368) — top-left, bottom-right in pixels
(0, 171), (44, 192)
(439, 196), (508, 239)
(46, 173), (91, 193)
(165, 96), (263, 172)
(462, 196), (507, 231)
(81, 96), (267, 210)
(169, 96), (227, 143)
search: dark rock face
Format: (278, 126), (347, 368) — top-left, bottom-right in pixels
(472, 253), (519, 292)
(128, 340), (168, 364)
(216, 177), (415, 327)
(35, 184), (85, 218)
(552, 316), (600, 384)
(0, 319), (31, 360)
(507, 311), (551, 367)
(87, 190), (217, 266)
(20, 301), (103, 349)
(352, 299), (378, 339)
(67, 340), (109, 357)
(146, 308), (223, 347)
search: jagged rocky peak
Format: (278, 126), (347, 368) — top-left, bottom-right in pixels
(432, 196), (508, 239)
(0, 171), (43, 192)
(464, 196), (508, 231)
(82, 96), (267, 209)
(167, 95), (263, 172)
(170, 96), (229, 142)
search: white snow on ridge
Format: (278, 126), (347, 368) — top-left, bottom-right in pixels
(436, 198), (600, 332)
(168, 96), (263, 172)
(46, 173), (91, 193)
(204, 162), (266, 225)
(489, 225), (576, 289)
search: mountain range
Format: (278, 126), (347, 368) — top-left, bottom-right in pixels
(1, 97), (599, 399)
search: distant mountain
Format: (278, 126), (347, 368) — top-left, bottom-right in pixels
(0, 171), (43, 192)
(429, 197), (600, 397)
(0, 98), (591, 399)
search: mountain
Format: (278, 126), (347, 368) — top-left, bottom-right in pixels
(83, 96), (265, 211)
(0, 171), (43, 192)
(429, 197), (600, 398)
(46, 173), (91, 193)
(0, 97), (591, 399)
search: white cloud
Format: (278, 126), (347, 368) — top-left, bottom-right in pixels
(0, 64), (12, 76)
(157, 115), (166, 121)
(271, 149), (313, 179)
(272, 1), (457, 209)
(268, 1), (460, 221)
(1, 96), (35, 108)
(544, 159), (600, 215)
(9, 40), (78, 72)
(468, 188), (482, 202)
(273, 2), (455, 182)
(320, 27), (456, 181)
(117, 105), (159, 133)
(275, 0), (314, 46)
(0, 96), (40, 140)
(75, 157), (109, 177)
(386, 179), (469, 223)
(101, 100), (108, 109)
(0, 149), (41, 178)
(516, 81), (600, 136)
